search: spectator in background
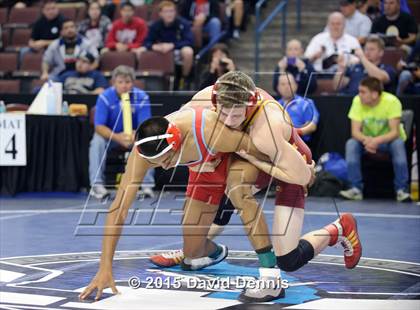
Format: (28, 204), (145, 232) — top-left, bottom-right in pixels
(304, 12), (360, 73)
(181, 0), (222, 46)
(78, 1), (112, 51)
(340, 0), (372, 44)
(199, 43), (236, 89)
(397, 40), (420, 95)
(380, 0), (411, 14)
(105, 2), (148, 56)
(404, 62), (420, 96)
(371, 0), (417, 51)
(357, 0), (381, 21)
(89, 65), (154, 199)
(97, 0), (116, 20)
(222, 0), (244, 39)
(397, 63), (420, 95)
(273, 39), (317, 96)
(276, 73), (319, 142)
(333, 35), (395, 95)
(401, 64), (420, 95)
(143, 1), (194, 86)
(58, 52), (108, 94)
(339, 77), (410, 202)
(41, 19), (99, 81)
(27, 0), (64, 54)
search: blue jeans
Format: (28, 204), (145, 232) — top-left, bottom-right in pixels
(89, 133), (155, 188)
(203, 17), (222, 44)
(396, 70), (413, 95)
(345, 138), (409, 191)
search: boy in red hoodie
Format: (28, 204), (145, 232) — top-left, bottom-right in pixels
(104, 1), (147, 56)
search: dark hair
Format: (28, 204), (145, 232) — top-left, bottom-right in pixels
(209, 43), (230, 63)
(42, 0), (56, 8)
(360, 76), (383, 94)
(135, 117), (170, 157)
(88, 1), (101, 10)
(59, 18), (75, 30)
(120, 1), (135, 10)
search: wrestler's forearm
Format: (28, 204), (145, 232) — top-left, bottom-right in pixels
(100, 183), (138, 267)
(210, 125), (270, 162)
(99, 153), (148, 267)
(248, 156), (309, 186)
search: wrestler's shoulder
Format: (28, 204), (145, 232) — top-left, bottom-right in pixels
(166, 106), (193, 122)
(185, 86), (214, 109)
(257, 87), (276, 101)
(194, 85), (213, 98)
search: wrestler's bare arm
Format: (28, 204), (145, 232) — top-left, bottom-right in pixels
(99, 151), (152, 267)
(249, 105), (312, 186)
(203, 111), (270, 161)
(238, 150), (314, 187)
(182, 86), (214, 110)
(79, 151), (154, 300)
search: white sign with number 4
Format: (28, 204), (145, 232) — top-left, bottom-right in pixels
(0, 114), (26, 166)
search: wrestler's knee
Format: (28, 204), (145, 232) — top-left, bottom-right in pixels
(276, 239), (314, 272)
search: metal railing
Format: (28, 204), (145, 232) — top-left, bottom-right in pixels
(255, 0), (302, 83)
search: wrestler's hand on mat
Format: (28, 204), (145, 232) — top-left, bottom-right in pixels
(79, 268), (119, 301)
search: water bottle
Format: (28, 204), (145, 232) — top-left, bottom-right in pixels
(0, 100), (6, 113)
(46, 82), (56, 115)
(62, 100), (69, 115)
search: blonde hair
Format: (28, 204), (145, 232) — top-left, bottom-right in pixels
(366, 35), (385, 50)
(215, 71), (256, 108)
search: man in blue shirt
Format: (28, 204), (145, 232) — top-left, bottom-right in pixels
(276, 73), (319, 142)
(58, 52), (108, 94)
(89, 65), (154, 199)
(142, 1), (194, 85)
(333, 35), (396, 95)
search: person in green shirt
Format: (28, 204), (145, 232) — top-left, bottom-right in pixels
(339, 76), (410, 202)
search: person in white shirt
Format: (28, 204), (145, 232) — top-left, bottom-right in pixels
(340, 0), (372, 44)
(304, 12), (361, 73)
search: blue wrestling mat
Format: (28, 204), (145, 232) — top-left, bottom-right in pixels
(1, 194), (419, 309)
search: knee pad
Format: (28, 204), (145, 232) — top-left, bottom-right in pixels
(213, 195), (235, 226)
(276, 239), (315, 272)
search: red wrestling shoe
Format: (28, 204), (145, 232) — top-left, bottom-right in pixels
(150, 250), (184, 268)
(339, 213), (362, 269)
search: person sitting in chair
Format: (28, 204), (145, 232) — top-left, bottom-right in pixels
(339, 76), (410, 202)
(89, 65), (154, 199)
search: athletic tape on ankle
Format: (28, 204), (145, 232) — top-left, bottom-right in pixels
(257, 250), (277, 268)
